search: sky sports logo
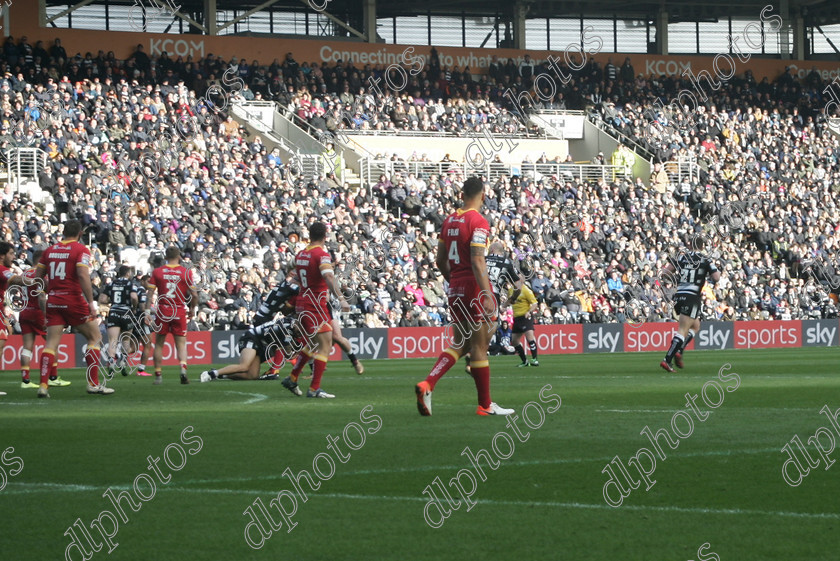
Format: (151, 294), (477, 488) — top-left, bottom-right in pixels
(584, 325), (622, 353)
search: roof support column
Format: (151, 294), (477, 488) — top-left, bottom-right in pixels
(513, 2), (527, 50)
(657, 9), (669, 55)
(363, 0), (377, 43)
(205, 0), (218, 35)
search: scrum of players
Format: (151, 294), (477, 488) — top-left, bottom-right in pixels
(1, 179), (720, 407)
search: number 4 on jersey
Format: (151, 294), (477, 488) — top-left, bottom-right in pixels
(449, 241), (460, 265)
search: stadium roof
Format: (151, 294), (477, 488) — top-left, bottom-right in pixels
(43, 0), (840, 24)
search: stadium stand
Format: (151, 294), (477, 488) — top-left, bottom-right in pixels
(0, 37), (838, 332)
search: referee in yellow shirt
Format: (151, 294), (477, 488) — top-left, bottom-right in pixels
(508, 283), (539, 367)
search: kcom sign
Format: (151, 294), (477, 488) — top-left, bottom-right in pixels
(150, 38), (205, 58)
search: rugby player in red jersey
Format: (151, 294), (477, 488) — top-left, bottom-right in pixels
(35, 220), (112, 398)
(281, 222), (350, 399)
(415, 177), (514, 416)
(147, 246), (198, 385)
(19, 248), (70, 389)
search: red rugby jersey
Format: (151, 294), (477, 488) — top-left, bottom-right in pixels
(440, 208), (490, 284)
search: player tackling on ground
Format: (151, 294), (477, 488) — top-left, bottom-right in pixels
(147, 246), (198, 385)
(415, 177), (514, 416)
(201, 317), (299, 382)
(35, 220), (112, 397)
(281, 222), (350, 398)
(660, 238), (720, 372)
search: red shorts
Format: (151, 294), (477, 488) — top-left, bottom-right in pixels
(19, 309), (46, 337)
(46, 295), (94, 327)
(447, 280), (497, 325)
(156, 314), (187, 337)
(296, 305), (333, 339)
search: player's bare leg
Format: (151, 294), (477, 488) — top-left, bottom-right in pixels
(511, 331), (529, 366)
(201, 348), (260, 381)
(137, 330), (152, 376)
(470, 320), (513, 416)
(20, 333), (38, 388)
(524, 329), (539, 366)
(75, 319), (112, 395)
(662, 314), (694, 372)
(331, 318), (363, 374)
(174, 334), (189, 384)
(37, 325), (65, 398)
(153, 332), (166, 384)
(415, 322), (469, 416)
(105, 325), (123, 376)
(674, 317), (701, 369)
(306, 330), (335, 398)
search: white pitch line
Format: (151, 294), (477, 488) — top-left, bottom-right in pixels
(1, 447), (785, 496)
(597, 409), (676, 413)
(7, 484), (835, 520)
(223, 391), (269, 405)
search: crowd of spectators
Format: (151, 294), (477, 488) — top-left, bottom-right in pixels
(0, 34), (838, 331)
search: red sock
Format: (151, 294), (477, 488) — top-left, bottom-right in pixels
(424, 349), (458, 391)
(266, 349), (284, 373)
(290, 350), (312, 380)
(471, 361), (491, 408)
(51, 362), (58, 380)
(85, 347), (102, 386)
(39, 351), (53, 386)
(310, 355), (328, 391)
(21, 367), (30, 382)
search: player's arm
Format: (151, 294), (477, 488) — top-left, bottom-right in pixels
(509, 265), (524, 303)
(188, 285), (198, 317)
(38, 292), (46, 316)
(526, 288), (538, 316)
(145, 277), (157, 298)
(5, 271), (24, 286)
(471, 246), (495, 317)
(76, 262), (97, 314)
(659, 261), (677, 280)
(435, 240), (450, 282)
(322, 270), (349, 312)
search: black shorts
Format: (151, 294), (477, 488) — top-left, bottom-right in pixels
(238, 333), (269, 364)
(673, 293), (702, 319)
(106, 308), (134, 331)
(512, 315), (534, 334)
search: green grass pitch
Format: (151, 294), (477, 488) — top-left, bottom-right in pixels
(1, 348), (839, 560)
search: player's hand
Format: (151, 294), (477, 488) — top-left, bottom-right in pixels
(340, 300), (351, 312)
(89, 301), (99, 316)
(481, 293), (496, 319)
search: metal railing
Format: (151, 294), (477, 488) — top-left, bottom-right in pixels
(360, 158), (626, 185)
(338, 128), (551, 140)
(4, 147), (46, 191)
(587, 111), (656, 162)
(664, 155), (700, 185)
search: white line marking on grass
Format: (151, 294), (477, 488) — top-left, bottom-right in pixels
(5, 448), (784, 497)
(6, 484), (835, 520)
(597, 409), (676, 413)
(223, 391), (269, 404)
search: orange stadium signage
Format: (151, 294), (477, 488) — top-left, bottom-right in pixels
(9, 2), (840, 82)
